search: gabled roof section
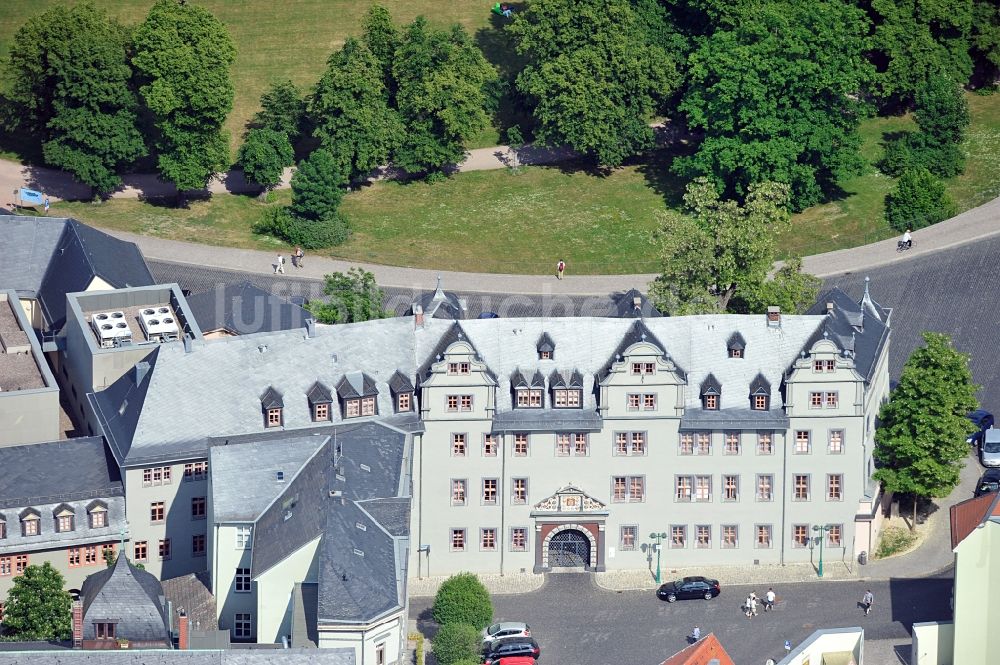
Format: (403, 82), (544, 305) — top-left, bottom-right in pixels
(185, 280), (311, 335)
(0, 216), (65, 297)
(511, 369), (544, 389)
(39, 219), (154, 328)
(306, 381), (333, 405)
(727, 331), (746, 351)
(602, 319), (672, 377)
(950, 491), (1000, 550)
(261, 386), (284, 409)
(388, 370), (414, 395)
(418, 322), (481, 379)
(0, 437), (123, 509)
(336, 372), (377, 399)
(536, 332), (555, 354)
(700, 373), (721, 395)
(416, 276), (466, 320)
(89, 348), (159, 465)
(80, 553), (169, 644)
(805, 284), (891, 383)
(749, 373), (770, 395)
(549, 369), (583, 388)
(612, 288), (662, 319)
(659, 633), (735, 665)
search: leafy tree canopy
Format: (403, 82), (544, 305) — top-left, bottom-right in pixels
(362, 4), (399, 92)
(306, 268), (388, 324)
(3, 562), (72, 640)
(432, 623), (482, 665)
(432, 572), (493, 629)
(649, 178), (797, 314)
(732, 257), (821, 315)
(132, 0), (236, 191)
(874, 332), (978, 523)
(884, 166), (956, 231)
(869, 0), (974, 103)
(237, 128), (293, 190)
(6, 1), (145, 194)
(675, 1), (873, 210)
(509, 0), (680, 167)
(310, 38), (404, 180)
(252, 80), (307, 140)
(393, 18), (499, 175)
(972, 0), (1000, 72)
(290, 148), (348, 222)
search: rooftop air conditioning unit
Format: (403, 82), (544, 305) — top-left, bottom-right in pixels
(139, 305), (180, 342)
(91, 311), (131, 348)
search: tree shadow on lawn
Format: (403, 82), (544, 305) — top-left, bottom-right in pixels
(635, 146), (692, 210)
(475, 9), (535, 140)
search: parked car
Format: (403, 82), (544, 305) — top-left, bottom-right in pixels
(484, 656), (535, 665)
(975, 468), (1000, 497)
(967, 410), (995, 445)
(482, 622), (531, 645)
(656, 576), (722, 603)
(483, 636), (540, 661)
(981, 429), (1000, 467)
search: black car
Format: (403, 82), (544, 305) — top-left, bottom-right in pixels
(975, 468), (1000, 497)
(483, 636), (541, 661)
(656, 576), (721, 603)
(967, 410), (995, 445)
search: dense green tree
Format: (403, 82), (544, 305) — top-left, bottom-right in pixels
(132, 0), (236, 191)
(431, 572), (493, 630)
(362, 4), (399, 91)
(393, 18), (499, 175)
(5, 2), (144, 194)
(874, 332), (978, 528)
(869, 0), (974, 103)
(3, 563), (72, 640)
(432, 623), (481, 665)
(649, 179), (797, 314)
(675, 1), (873, 210)
(305, 268), (388, 324)
(252, 206), (350, 249)
(290, 148), (348, 221)
(310, 38), (404, 180)
(508, 0), (679, 167)
(733, 257), (822, 315)
(237, 128), (293, 190)
(881, 76), (970, 178)
(251, 80), (307, 140)
(972, 0), (1000, 74)
(884, 167), (955, 231)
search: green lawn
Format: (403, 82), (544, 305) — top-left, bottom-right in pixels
(52, 93), (1000, 275)
(0, 0), (503, 154)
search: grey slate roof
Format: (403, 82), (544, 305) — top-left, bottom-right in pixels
(388, 370), (413, 395)
(492, 409), (604, 432)
(727, 331), (747, 351)
(90, 350), (159, 465)
(805, 285), (891, 383)
(185, 281), (311, 335)
(0, 216), (68, 296)
(307, 381), (333, 404)
(0, 649), (357, 665)
(612, 288), (662, 318)
(749, 373), (770, 395)
(679, 407), (790, 430)
(336, 372), (377, 399)
(536, 332), (555, 354)
(37, 218), (154, 328)
(0, 437), (122, 508)
(414, 278), (466, 319)
(249, 421), (409, 626)
(549, 369), (583, 388)
(700, 373), (722, 395)
(210, 434), (328, 522)
(80, 553), (170, 643)
(260, 387), (284, 409)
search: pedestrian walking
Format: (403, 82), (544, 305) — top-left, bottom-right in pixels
(784, 640), (791, 655)
(43, 196), (50, 215)
(750, 596), (758, 618)
(861, 589), (874, 615)
(556, 259), (566, 280)
(691, 625), (700, 643)
(765, 587), (776, 612)
(274, 253), (285, 274)
(294, 246), (304, 268)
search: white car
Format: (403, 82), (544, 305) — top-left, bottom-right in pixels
(482, 622), (531, 645)
(981, 429), (1000, 467)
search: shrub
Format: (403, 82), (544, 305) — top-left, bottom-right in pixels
(431, 623), (480, 665)
(884, 167), (956, 232)
(432, 573), (493, 630)
(253, 207), (350, 249)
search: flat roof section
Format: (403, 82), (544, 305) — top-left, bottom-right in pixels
(0, 295), (45, 391)
(82, 302), (181, 348)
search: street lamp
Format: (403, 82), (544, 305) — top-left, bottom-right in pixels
(812, 524), (832, 577)
(650, 532), (667, 584)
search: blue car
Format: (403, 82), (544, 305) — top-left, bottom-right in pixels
(967, 410), (995, 446)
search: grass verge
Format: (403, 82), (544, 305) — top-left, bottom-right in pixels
(873, 525), (919, 560)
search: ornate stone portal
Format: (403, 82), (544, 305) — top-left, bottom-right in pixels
(531, 485), (609, 573)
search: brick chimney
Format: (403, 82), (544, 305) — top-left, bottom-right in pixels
(766, 306), (781, 328)
(72, 600), (83, 647)
(177, 610), (189, 650)
(413, 304), (424, 328)
(826, 301), (834, 315)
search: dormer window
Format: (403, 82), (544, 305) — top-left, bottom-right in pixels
(631, 362), (655, 375)
(20, 509), (40, 537)
(397, 392), (411, 411)
(813, 359), (836, 372)
(447, 362), (470, 375)
(553, 389), (581, 408)
(261, 387), (284, 428)
(389, 371), (415, 413)
(512, 369), (544, 408)
(337, 372), (379, 419)
(700, 374), (721, 411)
(537, 333), (555, 360)
(343, 397), (376, 418)
(54, 505), (75, 533)
(307, 381), (333, 422)
(516, 389), (543, 408)
(87, 501), (108, 529)
(750, 373), (771, 411)
(0, 516), (6, 539)
(727, 332), (746, 358)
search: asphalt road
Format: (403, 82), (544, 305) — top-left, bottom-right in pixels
(410, 573), (953, 665)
